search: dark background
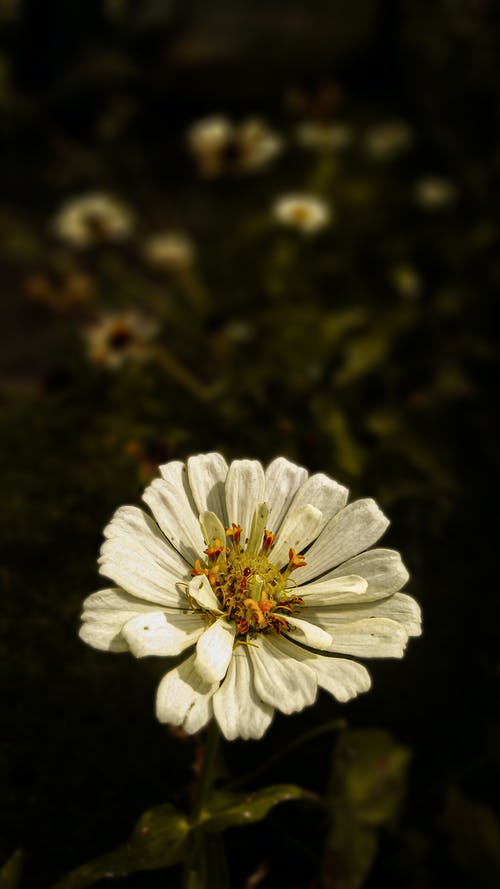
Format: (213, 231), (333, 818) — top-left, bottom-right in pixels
(1, 1), (499, 887)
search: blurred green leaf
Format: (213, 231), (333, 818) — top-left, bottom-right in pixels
(335, 729), (412, 826)
(0, 850), (23, 889)
(442, 787), (500, 888)
(52, 804), (190, 888)
(200, 784), (309, 832)
(322, 729), (411, 889)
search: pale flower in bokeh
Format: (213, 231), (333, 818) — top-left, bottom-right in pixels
(273, 194), (331, 233)
(144, 232), (195, 270)
(296, 121), (353, 151)
(52, 193), (133, 248)
(80, 454), (421, 740)
(364, 120), (413, 160)
(414, 176), (457, 210)
(187, 115), (283, 177)
(84, 311), (158, 369)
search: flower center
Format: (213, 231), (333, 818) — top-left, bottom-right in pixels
(190, 516), (305, 638)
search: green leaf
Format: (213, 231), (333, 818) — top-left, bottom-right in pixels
(0, 850), (23, 889)
(323, 820), (377, 889)
(52, 804), (190, 889)
(442, 787), (500, 888)
(334, 729), (411, 826)
(199, 784), (309, 832)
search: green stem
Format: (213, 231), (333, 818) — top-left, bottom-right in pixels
(181, 721), (222, 889)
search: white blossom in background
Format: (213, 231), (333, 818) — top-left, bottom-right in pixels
(80, 454), (421, 740)
(414, 176), (457, 210)
(296, 121), (353, 151)
(51, 193), (134, 248)
(84, 311), (158, 369)
(272, 194), (331, 234)
(144, 232), (196, 270)
(364, 120), (413, 160)
(390, 263), (422, 301)
(187, 115), (283, 177)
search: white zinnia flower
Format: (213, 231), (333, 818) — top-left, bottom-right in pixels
(296, 121), (353, 151)
(51, 193), (133, 248)
(187, 115), (283, 177)
(143, 232), (196, 270)
(80, 454), (421, 741)
(84, 311), (158, 369)
(413, 176), (457, 210)
(364, 120), (413, 160)
(273, 194), (331, 233)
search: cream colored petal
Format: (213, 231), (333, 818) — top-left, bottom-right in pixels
(188, 574), (223, 613)
(313, 593), (421, 637)
(284, 614), (333, 650)
(271, 635), (372, 702)
(187, 453), (229, 523)
(213, 647), (273, 740)
(194, 619), (236, 682)
(270, 504), (323, 568)
(249, 636), (317, 714)
(156, 654), (218, 733)
(294, 499), (390, 584)
(79, 586), (166, 653)
(292, 575), (368, 606)
(305, 615), (409, 658)
(264, 457), (308, 533)
(321, 548), (410, 599)
(199, 511), (227, 548)
(122, 611), (204, 658)
(287, 472), (348, 531)
(143, 461), (205, 563)
(225, 459), (266, 541)
(99, 506), (188, 607)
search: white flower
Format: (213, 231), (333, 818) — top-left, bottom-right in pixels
(51, 193), (133, 248)
(143, 233), (195, 270)
(296, 121), (353, 151)
(414, 176), (457, 210)
(84, 311), (158, 369)
(187, 115), (283, 177)
(273, 194), (331, 233)
(364, 120), (413, 160)
(80, 454), (421, 740)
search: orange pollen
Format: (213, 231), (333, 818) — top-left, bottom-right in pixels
(225, 523), (243, 545)
(204, 538), (224, 560)
(261, 530), (275, 553)
(288, 548), (307, 570)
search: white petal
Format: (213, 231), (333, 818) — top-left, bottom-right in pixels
(249, 635), (317, 713)
(321, 548), (410, 599)
(225, 459), (266, 541)
(156, 653), (218, 733)
(305, 615), (409, 658)
(122, 610), (204, 658)
(99, 506), (188, 607)
(199, 511), (227, 547)
(294, 499), (390, 584)
(143, 462), (205, 563)
(287, 472), (348, 531)
(292, 575), (369, 606)
(80, 586), (171, 653)
(284, 614), (333, 650)
(270, 504), (323, 568)
(187, 453), (229, 524)
(264, 457), (308, 533)
(213, 647), (273, 740)
(314, 592), (421, 637)
(194, 619), (236, 682)
(188, 575), (223, 613)
(270, 635), (372, 702)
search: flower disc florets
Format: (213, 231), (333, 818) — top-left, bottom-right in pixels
(191, 518), (305, 638)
